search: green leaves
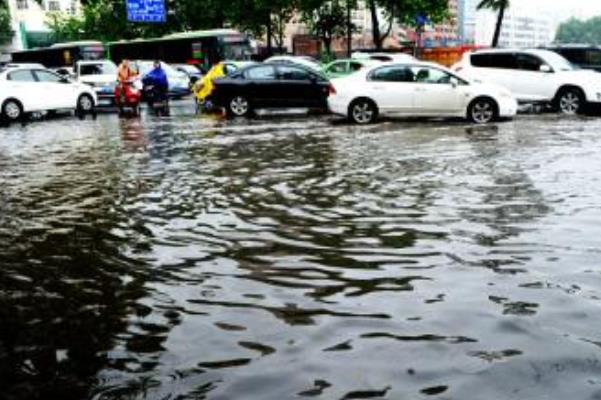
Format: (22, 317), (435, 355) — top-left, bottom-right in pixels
(0, 0), (12, 45)
(477, 0), (510, 12)
(556, 17), (601, 45)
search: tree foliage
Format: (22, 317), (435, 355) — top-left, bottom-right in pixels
(367, 0), (449, 50)
(1, 0), (12, 45)
(477, 0), (509, 47)
(300, 0), (347, 55)
(47, 0), (451, 53)
(556, 16), (601, 45)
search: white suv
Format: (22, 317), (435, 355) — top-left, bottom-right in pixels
(452, 49), (601, 114)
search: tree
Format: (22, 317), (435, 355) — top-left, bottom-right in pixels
(556, 16), (601, 45)
(366, 0), (448, 50)
(0, 0), (12, 45)
(477, 0), (509, 48)
(300, 0), (348, 56)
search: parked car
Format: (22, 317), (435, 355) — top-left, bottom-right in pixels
(130, 60), (191, 98)
(322, 59), (378, 78)
(329, 61), (517, 124)
(173, 63), (203, 86)
(193, 61), (256, 111)
(544, 44), (601, 72)
(264, 55), (322, 72)
(211, 63), (332, 117)
(75, 60), (118, 107)
(0, 67), (97, 122)
(352, 52), (417, 63)
(452, 49), (601, 114)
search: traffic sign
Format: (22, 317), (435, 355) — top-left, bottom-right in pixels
(126, 0), (166, 23)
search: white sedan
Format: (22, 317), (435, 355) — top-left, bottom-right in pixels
(328, 61), (518, 124)
(0, 67), (97, 122)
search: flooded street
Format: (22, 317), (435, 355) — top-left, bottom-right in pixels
(3, 106), (601, 399)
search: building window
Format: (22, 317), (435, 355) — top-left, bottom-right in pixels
(47, 0), (60, 11)
(16, 0), (28, 9)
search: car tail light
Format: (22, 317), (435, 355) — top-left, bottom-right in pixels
(328, 83), (337, 95)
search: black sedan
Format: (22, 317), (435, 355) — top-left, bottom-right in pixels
(211, 63), (333, 117)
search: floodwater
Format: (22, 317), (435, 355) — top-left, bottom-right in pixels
(2, 107), (601, 400)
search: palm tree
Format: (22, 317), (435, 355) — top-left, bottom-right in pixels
(477, 0), (510, 47)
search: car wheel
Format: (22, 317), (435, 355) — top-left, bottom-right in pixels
(2, 99), (23, 122)
(77, 94), (95, 113)
(228, 96), (251, 117)
(349, 98), (377, 124)
(468, 98), (497, 124)
(556, 88), (584, 115)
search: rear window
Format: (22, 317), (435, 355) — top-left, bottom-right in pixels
(471, 53), (517, 69)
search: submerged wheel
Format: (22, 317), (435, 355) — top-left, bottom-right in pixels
(468, 98), (497, 124)
(555, 87), (584, 115)
(77, 94), (94, 113)
(2, 99), (23, 121)
(228, 96), (251, 117)
(349, 98), (377, 124)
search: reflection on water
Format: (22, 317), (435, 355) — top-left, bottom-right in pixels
(3, 111), (601, 399)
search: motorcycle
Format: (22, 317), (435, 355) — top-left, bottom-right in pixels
(114, 79), (142, 116)
(143, 83), (169, 116)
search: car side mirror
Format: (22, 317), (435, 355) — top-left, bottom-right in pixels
(450, 77), (459, 88)
(540, 65), (552, 73)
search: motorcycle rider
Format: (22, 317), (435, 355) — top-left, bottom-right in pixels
(117, 59), (137, 99)
(142, 60), (169, 108)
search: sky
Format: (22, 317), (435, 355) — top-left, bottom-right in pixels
(511, 0), (601, 21)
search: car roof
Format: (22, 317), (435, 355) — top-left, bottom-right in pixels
(472, 48), (557, 57)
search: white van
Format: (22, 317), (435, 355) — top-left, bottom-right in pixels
(452, 49), (601, 114)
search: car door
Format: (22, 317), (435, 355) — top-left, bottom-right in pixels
(5, 69), (41, 111)
(512, 53), (556, 101)
(276, 65), (327, 108)
(469, 52), (519, 93)
(365, 65), (415, 115)
(410, 66), (464, 115)
(33, 69), (78, 109)
(243, 65), (278, 107)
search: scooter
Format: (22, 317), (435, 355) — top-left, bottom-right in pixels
(143, 83), (169, 116)
(114, 79), (142, 116)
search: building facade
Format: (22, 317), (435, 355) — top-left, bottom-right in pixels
(474, 5), (555, 48)
(4, 0), (79, 51)
(406, 0), (460, 47)
(458, 0), (478, 44)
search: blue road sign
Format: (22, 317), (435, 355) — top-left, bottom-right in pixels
(127, 0), (166, 23)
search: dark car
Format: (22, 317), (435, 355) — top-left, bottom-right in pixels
(211, 63), (333, 117)
(545, 45), (601, 72)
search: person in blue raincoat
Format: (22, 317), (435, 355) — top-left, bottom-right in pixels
(142, 60), (169, 103)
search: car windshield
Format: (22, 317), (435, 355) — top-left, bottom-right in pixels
(80, 62), (117, 75)
(542, 52), (574, 71)
(137, 62), (182, 79)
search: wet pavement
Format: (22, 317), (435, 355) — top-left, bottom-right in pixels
(2, 103), (601, 399)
